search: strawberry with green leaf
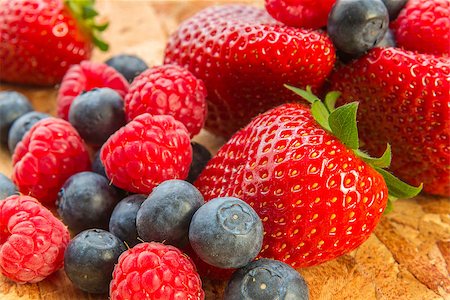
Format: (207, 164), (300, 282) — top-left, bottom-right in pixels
(0, 0), (108, 86)
(330, 47), (450, 196)
(195, 87), (421, 274)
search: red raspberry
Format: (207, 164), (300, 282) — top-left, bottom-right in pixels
(124, 64), (207, 137)
(0, 195), (70, 283)
(56, 60), (129, 120)
(110, 242), (205, 300)
(100, 113), (192, 194)
(265, 0), (337, 29)
(391, 0), (450, 57)
(12, 117), (90, 205)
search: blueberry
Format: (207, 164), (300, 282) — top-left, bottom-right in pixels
(136, 179), (204, 247)
(109, 194), (146, 247)
(327, 0), (389, 56)
(224, 259), (309, 300)
(105, 54), (148, 83)
(68, 88), (126, 146)
(186, 141), (212, 184)
(7, 111), (50, 153)
(0, 91), (33, 145)
(92, 150), (108, 178)
(64, 229), (126, 294)
(57, 171), (121, 234)
(91, 150), (130, 199)
(375, 28), (396, 48)
(381, 0), (407, 20)
(0, 173), (18, 200)
(189, 197), (263, 269)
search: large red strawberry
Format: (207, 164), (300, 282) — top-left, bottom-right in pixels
(0, 0), (108, 86)
(330, 47), (450, 197)
(391, 0), (450, 57)
(195, 87), (420, 271)
(164, 5), (336, 137)
(265, 0), (337, 29)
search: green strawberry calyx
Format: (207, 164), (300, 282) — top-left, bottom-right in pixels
(65, 0), (109, 51)
(285, 85), (423, 213)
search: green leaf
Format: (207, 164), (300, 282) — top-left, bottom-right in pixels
(328, 102), (359, 149)
(82, 6), (98, 18)
(284, 84), (321, 105)
(355, 144), (392, 168)
(384, 195), (397, 214)
(92, 35), (109, 51)
(325, 91), (341, 112)
(375, 167), (423, 199)
(93, 21), (109, 31)
(65, 0), (109, 52)
(311, 101), (331, 132)
(65, 1), (82, 16)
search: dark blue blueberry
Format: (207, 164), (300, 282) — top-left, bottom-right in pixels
(189, 197), (263, 269)
(375, 28), (396, 48)
(224, 259), (309, 300)
(381, 0), (408, 20)
(56, 171), (121, 234)
(0, 91), (33, 145)
(68, 88), (126, 146)
(92, 149), (107, 178)
(0, 173), (18, 200)
(327, 0), (389, 56)
(136, 179), (204, 248)
(7, 111), (50, 153)
(64, 229), (126, 294)
(91, 150), (130, 199)
(105, 54), (148, 83)
(186, 141), (212, 184)
(109, 194), (146, 247)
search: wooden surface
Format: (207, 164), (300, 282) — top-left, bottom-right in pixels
(0, 1), (449, 299)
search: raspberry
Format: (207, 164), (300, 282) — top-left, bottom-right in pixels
(56, 60), (129, 120)
(391, 0), (450, 57)
(109, 242), (205, 300)
(12, 117), (91, 205)
(124, 64), (207, 137)
(100, 113), (192, 194)
(0, 195), (70, 283)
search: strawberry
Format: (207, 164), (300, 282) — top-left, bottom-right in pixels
(329, 47), (450, 196)
(391, 0), (450, 57)
(195, 87), (421, 270)
(164, 5), (336, 137)
(265, 0), (337, 29)
(0, 0), (108, 86)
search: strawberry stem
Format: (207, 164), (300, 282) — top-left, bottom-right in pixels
(65, 0), (109, 51)
(285, 84), (422, 211)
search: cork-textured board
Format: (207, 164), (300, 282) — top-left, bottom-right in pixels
(0, 1), (449, 299)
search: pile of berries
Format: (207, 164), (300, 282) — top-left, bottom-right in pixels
(1, 0), (448, 299)
(0, 53), (309, 298)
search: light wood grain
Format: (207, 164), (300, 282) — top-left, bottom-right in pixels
(0, 1), (449, 299)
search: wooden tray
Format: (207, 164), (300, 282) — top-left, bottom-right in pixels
(0, 1), (449, 299)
